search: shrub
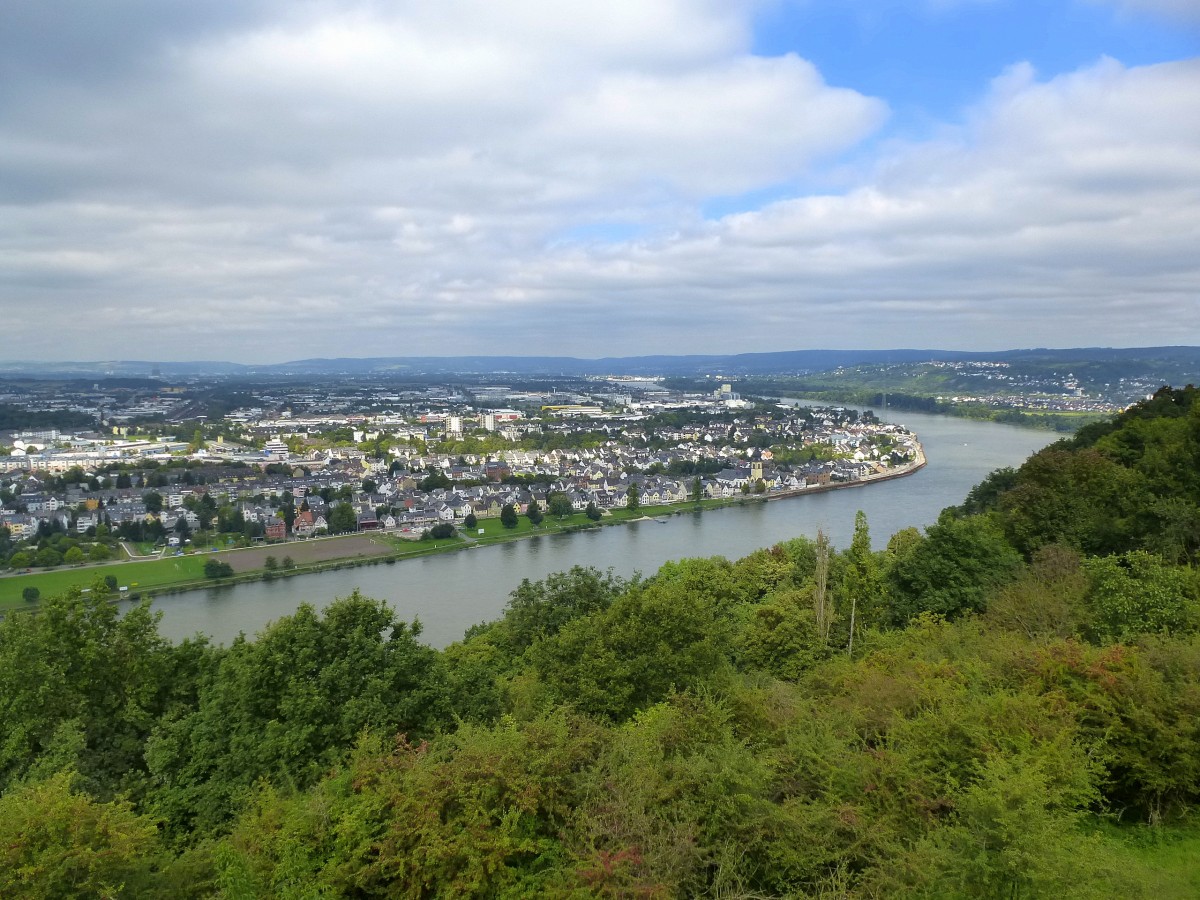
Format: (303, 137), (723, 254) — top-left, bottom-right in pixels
(204, 558), (234, 579)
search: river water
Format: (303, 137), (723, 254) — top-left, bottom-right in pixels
(124, 406), (1058, 648)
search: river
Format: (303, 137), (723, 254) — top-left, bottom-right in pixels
(123, 405), (1059, 648)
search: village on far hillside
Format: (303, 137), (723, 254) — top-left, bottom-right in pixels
(0, 375), (919, 570)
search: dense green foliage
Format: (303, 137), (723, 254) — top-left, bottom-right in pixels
(960, 385), (1200, 561)
(3, 388), (1200, 896)
(203, 559), (234, 579)
(0, 403), (94, 431)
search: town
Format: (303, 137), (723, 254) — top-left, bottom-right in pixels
(0, 374), (920, 575)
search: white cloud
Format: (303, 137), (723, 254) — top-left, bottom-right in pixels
(0, 2), (1197, 359)
(491, 58), (1200, 350)
(0, 0), (887, 360)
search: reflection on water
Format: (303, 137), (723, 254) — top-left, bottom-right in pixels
(124, 408), (1057, 649)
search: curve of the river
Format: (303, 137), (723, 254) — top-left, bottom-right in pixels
(124, 405), (1059, 648)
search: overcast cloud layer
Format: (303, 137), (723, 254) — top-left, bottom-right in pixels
(1, 0), (1197, 362)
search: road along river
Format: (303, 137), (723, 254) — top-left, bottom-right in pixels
(123, 406), (1058, 648)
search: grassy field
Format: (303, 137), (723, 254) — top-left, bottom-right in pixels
(0, 554), (213, 607)
(0, 533), (398, 609)
(1088, 821), (1200, 898)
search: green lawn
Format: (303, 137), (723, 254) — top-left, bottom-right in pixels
(0, 553), (214, 608)
(1087, 821), (1200, 898)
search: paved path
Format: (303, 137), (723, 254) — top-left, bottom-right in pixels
(120, 541), (162, 560)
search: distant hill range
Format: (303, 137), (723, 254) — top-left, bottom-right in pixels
(2, 347), (1200, 379)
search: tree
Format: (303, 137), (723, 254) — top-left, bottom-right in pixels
(329, 502), (358, 534)
(264, 555), (278, 571)
(526, 498), (544, 526)
(0, 773), (166, 898)
(500, 503), (518, 529)
(692, 476), (703, 506)
(0, 588), (185, 803)
(1084, 551), (1198, 642)
(531, 573), (731, 721)
(812, 529), (833, 645)
(585, 501), (603, 522)
(464, 512), (478, 530)
(362, 478), (378, 494)
(419, 471), (452, 492)
(842, 510), (884, 630)
(281, 556), (295, 570)
(88, 543), (111, 562)
(735, 589), (828, 680)
(547, 492), (573, 519)
(22, 586), (39, 603)
(63, 546), (84, 566)
(144, 593), (444, 837)
(143, 490), (163, 514)
(280, 494), (296, 534)
(626, 483), (640, 513)
(998, 448), (1137, 556)
(426, 522), (456, 540)
(889, 515), (1023, 624)
(498, 566), (628, 654)
(204, 559), (234, 579)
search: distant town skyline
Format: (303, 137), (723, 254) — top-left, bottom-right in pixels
(2, 1), (1198, 362)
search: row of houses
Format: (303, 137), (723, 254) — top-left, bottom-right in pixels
(1, 454), (897, 541)
(2, 417), (917, 540)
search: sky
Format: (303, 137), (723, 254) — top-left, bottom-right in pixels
(1, 0), (1198, 363)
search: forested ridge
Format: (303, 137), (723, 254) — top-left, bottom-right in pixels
(4, 387), (1200, 897)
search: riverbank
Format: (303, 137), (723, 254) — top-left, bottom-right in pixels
(770, 389), (1104, 432)
(1, 448), (926, 611)
(122, 413), (1056, 650)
